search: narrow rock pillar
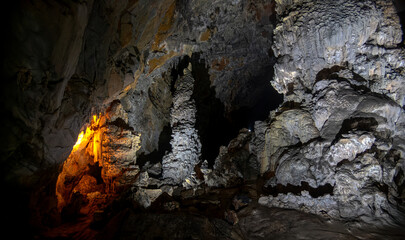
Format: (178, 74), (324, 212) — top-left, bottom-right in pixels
(162, 64), (202, 184)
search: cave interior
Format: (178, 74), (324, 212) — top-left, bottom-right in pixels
(1, 0), (405, 239)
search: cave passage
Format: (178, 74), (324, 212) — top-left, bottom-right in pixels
(137, 125), (172, 170)
(394, 0), (405, 45)
(190, 54), (235, 166)
(229, 67), (283, 131)
(169, 54), (283, 166)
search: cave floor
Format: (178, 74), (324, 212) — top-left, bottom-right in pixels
(41, 181), (405, 240)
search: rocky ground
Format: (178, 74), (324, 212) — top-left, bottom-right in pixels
(42, 181), (405, 240)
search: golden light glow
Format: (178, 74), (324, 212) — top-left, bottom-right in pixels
(72, 114), (101, 152)
(57, 112), (143, 213)
(57, 114), (104, 212)
(72, 131), (84, 151)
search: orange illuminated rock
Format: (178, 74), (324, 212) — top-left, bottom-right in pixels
(148, 51), (177, 73)
(151, 0), (176, 51)
(56, 111), (141, 213)
(199, 28), (212, 42)
(73, 175), (99, 194)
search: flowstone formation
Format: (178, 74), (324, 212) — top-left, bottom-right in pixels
(162, 65), (202, 185)
(258, 0), (405, 226)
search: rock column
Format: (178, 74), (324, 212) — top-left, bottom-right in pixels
(162, 64), (202, 184)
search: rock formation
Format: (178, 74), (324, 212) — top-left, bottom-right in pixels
(55, 102), (141, 218)
(258, 0), (405, 226)
(162, 65), (202, 185)
(272, 0), (405, 106)
(2, 0), (405, 239)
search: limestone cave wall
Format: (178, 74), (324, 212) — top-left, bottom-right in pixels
(1, 0), (405, 239)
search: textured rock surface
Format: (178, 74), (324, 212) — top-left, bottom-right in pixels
(162, 66), (202, 184)
(258, 0), (405, 226)
(260, 62), (405, 226)
(2, 2), (281, 236)
(260, 109), (320, 173)
(1, 0), (277, 191)
(55, 103), (141, 216)
(3, 0), (405, 238)
(202, 128), (267, 188)
(1, 0), (95, 186)
(272, 0), (405, 106)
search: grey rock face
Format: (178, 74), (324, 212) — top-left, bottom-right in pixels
(272, 0), (404, 106)
(133, 188), (163, 208)
(144, 162), (162, 176)
(162, 67), (202, 184)
(259, 191), (340, 218)
(260, 73), (405, 225)
(164, 0), (276, 112)
(2, 0), (95, 178)
(203, 128), (260, 187)
(258, 0), (405, 226)
(120, 70), (173, 156)
(261, 109), (320, 174)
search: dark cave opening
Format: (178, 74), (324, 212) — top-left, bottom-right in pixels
(136, 125), (172, 168)
(190, 54), (237, 166)
(168, 53), (283, 166)
(87, 163), (104, 185)
(394, 0), (405, 45)
(264, 181), (334, 198)
(170, 55), (190, 93)
(228, 69), (283, 131)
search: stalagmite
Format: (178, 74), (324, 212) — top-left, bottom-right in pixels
(162, 64), (202, 185)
